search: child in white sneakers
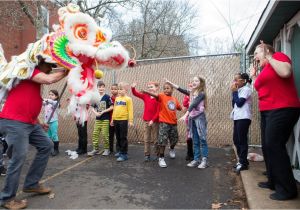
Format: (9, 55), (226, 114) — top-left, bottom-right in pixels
(144, 82), (182, 168)
(230, 73), (252, 173)
(88, 81), (113, 156)
(166, 77), (208, 169)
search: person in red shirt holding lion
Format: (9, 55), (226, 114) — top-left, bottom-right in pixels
(0, 56), (66, 209)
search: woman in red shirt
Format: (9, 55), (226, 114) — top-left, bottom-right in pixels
(251, 41), (300, 201)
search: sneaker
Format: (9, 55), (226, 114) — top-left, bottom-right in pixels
(23, 184), (51, 194)
(150, 156), (158, 161)
(0, 167), (6, 176)
(187, 160), (199, 167)
(144, 155), (151, 162)
(198, 158), (208, 169)
(234, 163), (248, 174)
(87, 149), (99, 156)
(233, 162), (240, 169)
(114, 152), (120, 157)
(158, 158), (167, 168)
(51, 150), (59, 156)
(2, 199), (27, 209)
(77, 150), (87, 155)
(117, 154), (128, 162)
(185, 155), (194, 161)
(102, 149), (110, 156)
(169, 149), (176, 159)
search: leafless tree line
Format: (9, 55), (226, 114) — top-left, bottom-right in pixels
(0, 0), (199, 59)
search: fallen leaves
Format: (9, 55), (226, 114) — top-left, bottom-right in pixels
(212, 202), (222, 209)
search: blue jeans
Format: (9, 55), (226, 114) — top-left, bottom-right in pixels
(192, 121), (208, 161)
(0, 119), (52, 203)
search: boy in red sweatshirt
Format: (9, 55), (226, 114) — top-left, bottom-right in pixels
(131, 81), (160, 161)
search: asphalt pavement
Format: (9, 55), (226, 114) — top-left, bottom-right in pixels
(0, 144), (246, 209)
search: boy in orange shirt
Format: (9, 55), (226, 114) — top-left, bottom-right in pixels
(143, 82), (182, 168)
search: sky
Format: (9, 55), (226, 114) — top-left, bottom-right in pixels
(189, 0), (269, 54)
(189, 0), (268, 44)
(114, 0), (269, 55)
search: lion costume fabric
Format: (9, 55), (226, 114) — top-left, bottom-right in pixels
(0, 3), (130, 124)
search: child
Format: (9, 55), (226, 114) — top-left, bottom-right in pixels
(75, 104), (89, 155)
(88, 81), (113, 156)
(183, 94), (193, 161)
(144, 82), (182, 168)
(110, 82), (133, 162)
(230, 73), (252, 173)
(43, 90), (60, 156)
(109, 84), (119, 155)
(131, 81), (160, 161)
(166, 77), (208, 169)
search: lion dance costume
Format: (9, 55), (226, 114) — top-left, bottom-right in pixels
(0, 3), (132, 124)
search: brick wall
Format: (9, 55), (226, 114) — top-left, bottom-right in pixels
(0, 1), (58, 60)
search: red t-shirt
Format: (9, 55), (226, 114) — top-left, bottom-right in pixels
(158, 93), (182, 125)
(131, 87), (159, 122)
(0, 68), (42, 124)
(254, 52), (300, 111)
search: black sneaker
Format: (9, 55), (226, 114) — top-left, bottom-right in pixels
(234, 163), (248, 174)
(77, 150), (87, 155)
(51, 150), (59, 156)
(0, 167), (7, 176)
(144, 156), (151, 162)
(185, 155), (194, 161)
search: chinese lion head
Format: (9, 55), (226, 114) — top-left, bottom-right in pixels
(0, 3), (133, 124)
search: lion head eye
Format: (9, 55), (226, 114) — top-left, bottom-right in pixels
(74, 25), (88, 40)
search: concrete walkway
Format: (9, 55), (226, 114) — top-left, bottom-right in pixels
(240, 147), (300, 209)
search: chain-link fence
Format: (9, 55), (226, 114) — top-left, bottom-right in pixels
(242, 54), (261, 146)
(40, 53), (261, 147)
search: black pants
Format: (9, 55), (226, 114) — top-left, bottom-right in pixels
(114, 120), (128, 155)
(109, 125), (119, 153)
(76, 121), (87, 153)
(233, 119), (251, 166)
(261, 108), (300, 197)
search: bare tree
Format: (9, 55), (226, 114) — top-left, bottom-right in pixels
(0, 1), (58, 39)
(0, 0), (135, 40)
(208, 0), (255, 53)
(17, 0), (58, 39)
(54, 0), (136, 23)
(114, 0), (198, 59)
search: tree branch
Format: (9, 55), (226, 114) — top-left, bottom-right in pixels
(18, 0), (35, 26)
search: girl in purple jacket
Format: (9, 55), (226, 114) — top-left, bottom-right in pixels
(165, 77), (208, 169)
